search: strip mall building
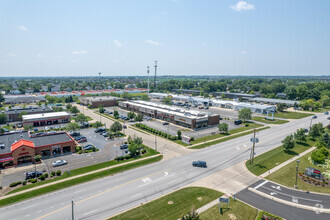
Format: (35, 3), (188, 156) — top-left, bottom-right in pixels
(0, 131), (76, 167)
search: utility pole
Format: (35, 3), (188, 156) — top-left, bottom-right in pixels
(154, 61), (157, 90)
(72, 200), (75, 220)
(147, 66), (150, 93)
(294, 160), (300, 189)
(155, 134), (157, 151)
(250, 129), (256, 164)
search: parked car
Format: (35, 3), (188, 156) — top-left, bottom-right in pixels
(70, 131), (81, 137)
(163, 122), (169, 125)
(234, 120), (242, 125)
(25, 171), (43, 180)
(205, 106), (209, 109)
(94, 128), (106, 133)
(80, 122), (90, 128)
(101, 132), (108, 137)
(198, 106), (204, 109)
(52, 160), (68, 167)
(328, 117), (330, 120)
(324, 111), (329, 115)
(77, 137), (87, 143)
(192, 161), (207, 168)
(3, 128), (9, 132)
(123, 125), (127, 129)
(304, 128), (309, 133)
(120, 144), (128, 150)
(83, 145), (94, 150)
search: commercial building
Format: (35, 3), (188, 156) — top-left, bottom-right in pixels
(212, 92), (259, 100)
(251, 97), (299, 107)
(22, 112), (70, 128)
(79, 96), (124, 108)
(172, 89), (200, 95)
(119, 100), (219, 129)
(0, 131), (76, 167)
(4, 95), (46, 105)
(4, 106), (53, 122)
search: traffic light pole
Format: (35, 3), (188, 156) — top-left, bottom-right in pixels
(250, 129), (256, 164)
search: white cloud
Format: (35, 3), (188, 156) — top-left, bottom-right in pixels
(241, 50), (247, 54)
(112, 59), (120, 63)
(230, 1), (255, 12)
(7, 53), (17, 57)
(18, 25), (28, 32)
(113, 40), (123, 47)
(201, 43), (206, 47)
(37, 54), (45, 58)
(72, 50), (88, 55)
(145, 40), (162, 46)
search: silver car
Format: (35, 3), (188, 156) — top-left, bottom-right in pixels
(52, 160), (68, 167)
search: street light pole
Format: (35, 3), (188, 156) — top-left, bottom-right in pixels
(72, 199), (75, 220)
(155, 134), (157, 151)
(295, 160), (300, 189)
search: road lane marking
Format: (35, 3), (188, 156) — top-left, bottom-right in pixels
(35, 168), (171, 220)
(131, 193), (142, 198)
(292, 196), (298, 203)
(138, 174), (174, 188)
(254, 180), (268, 189)
(74, 189), (86, 194)
(83, 209), (98, 216)
(167, 180), (176, 184)
(20, 204), (36, 210)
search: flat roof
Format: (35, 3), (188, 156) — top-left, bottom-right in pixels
(213, 92), (257, 97)
(251, 97), (300, 105)
(0, 131), (73, 154)
(4, 107), (53, 115)
(22, 111), (70, 121)
(80, 96), (123, 101)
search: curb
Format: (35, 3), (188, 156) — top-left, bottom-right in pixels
(248, 187), (330, 213)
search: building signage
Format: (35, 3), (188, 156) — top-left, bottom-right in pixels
(305, 167), (322, 180)
(19, 152), (29, 156)
(181, 135), (191, 145)
(174, 115), (192, 124)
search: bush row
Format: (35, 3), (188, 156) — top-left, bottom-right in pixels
(135, 123), (178, 140)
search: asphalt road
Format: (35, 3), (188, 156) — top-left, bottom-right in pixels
(0, 113), (327, 220)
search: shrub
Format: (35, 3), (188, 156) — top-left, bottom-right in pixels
(124, 141), (127, 144)
(0, 186), (2, 190)
(245, 123), (249, 127)
(56, 170), (62, 176)
(141, 149), (147, 154)
(190, 137), (195, 141)
(51, 171), (56, 176)
(10, 182), (21, 187)
(39, 175), (45, 181)
(23, 180), (27, 185)
(44, 173), (49, 178)
(124, 154), (132, 160)
(30, 179), (37, 183)
(34, 155), (42, 162)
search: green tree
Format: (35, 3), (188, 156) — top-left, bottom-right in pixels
(66, 103), (72, 110)
(218, 123), (228, 133)
(134, 114), (143, 122)
(18, 111), (27, 121)
(114, 110), (119, 119)
(282, 134), (295, 152)
(177, 130), (182, 140)
(128, 143), (140, 156)
(110, 121), (122, 135)
(162, 96), (172, 105)
(311, 149), (326, 164)
(74, 113), (88, 123)
(140, 94), (150, 101)
(309, 123), (323, 139)
(92, 121), (103, 128)
(0, 113), (7, 124)
(180, 209), (200, 220)
(99, 105), (105, 113)
(121, 92), (133, 99)
(322, 132), (330, 149)
(133, 136), (143, 145)
(127, 111), (136, 121)
(277, 103), (287, 112)
(70, 106), (80, 114)
(66, 123), (80, 132)
(238, 108), (252, 122)
(294, 128), (307, 143)
(0, 92), (4, 103)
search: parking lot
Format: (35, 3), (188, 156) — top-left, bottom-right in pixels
(141, 120), (182, 136)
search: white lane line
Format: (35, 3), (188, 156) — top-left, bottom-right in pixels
(131, 193), (142, 198)
(168, 180), (176, 184)
(74, 189), (86, 194)
(138, 174), (174, 188)
(25, 215), (30, 217)
(254, 180), (268, 189)
(83, 209), (98, 216)
(20, 204), (36, 210)
(37, 210), (42, 213)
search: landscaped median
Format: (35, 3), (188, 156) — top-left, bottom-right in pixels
(252, 116), (289, 124)
(273, 111), (313, 119)
(190, 126), (270, 149)
(0, 154), (162, 207)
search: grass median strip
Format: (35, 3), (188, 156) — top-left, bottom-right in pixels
(191, 127), (270, 149)
(0, 155), (163, 207)
(246, 140), (314, 176)
(252, 116), (289, 124)
(7, 146), (158, 195)
(109, 187), (223, 220)
(273, 111), (313, 119)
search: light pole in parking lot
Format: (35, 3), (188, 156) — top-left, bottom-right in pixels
(295, 160), (300, 189)
(309, 115), (317, 130)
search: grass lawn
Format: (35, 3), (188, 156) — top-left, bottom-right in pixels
(7, 145), (158, 195)
(267, 149), (330, 193)
(252, 116), (289, 124)
(273, 111), (313, 119)
(200, 198), (258, 220)
(191, 127), (270, 149)
(0, 155), (163, 207)
(109, 187), (223, 220)
(246, 140), (314, 176)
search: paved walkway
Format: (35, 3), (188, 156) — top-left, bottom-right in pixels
(0, 154), (162, 200)
(259, 146), (316, 178)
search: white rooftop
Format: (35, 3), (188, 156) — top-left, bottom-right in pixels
(22, 112), (70, 120)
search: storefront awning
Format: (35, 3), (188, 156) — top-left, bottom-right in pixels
(0, 157), (14, 163)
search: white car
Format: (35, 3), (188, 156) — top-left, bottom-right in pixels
(52, 160), (68, 167)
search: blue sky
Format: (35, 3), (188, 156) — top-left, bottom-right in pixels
(0, 0), (329, 76)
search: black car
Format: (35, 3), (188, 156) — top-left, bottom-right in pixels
(163, 122), (169, 125)
(192, 161), (207, 168)
(234, 120), (242, 125)
(69, 131), (80, 137)
(25, 171), (43, 180)
(120, 144), (128, 150)
(94, 128), (106, 133)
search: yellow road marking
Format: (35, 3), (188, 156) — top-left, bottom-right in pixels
(35, 168), (171, 220)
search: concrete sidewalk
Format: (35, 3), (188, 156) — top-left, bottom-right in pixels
(259, 146), (316, 178)
(0, 154), (162, 200)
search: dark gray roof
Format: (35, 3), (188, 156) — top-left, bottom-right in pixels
(4, 96), (45, 104)
(172, 89), (200, 93)
(213, 92), (257, 97)
(4, 107), (53, 115)
(251, 97), (300, 105)
(0, 131), (73, 154)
